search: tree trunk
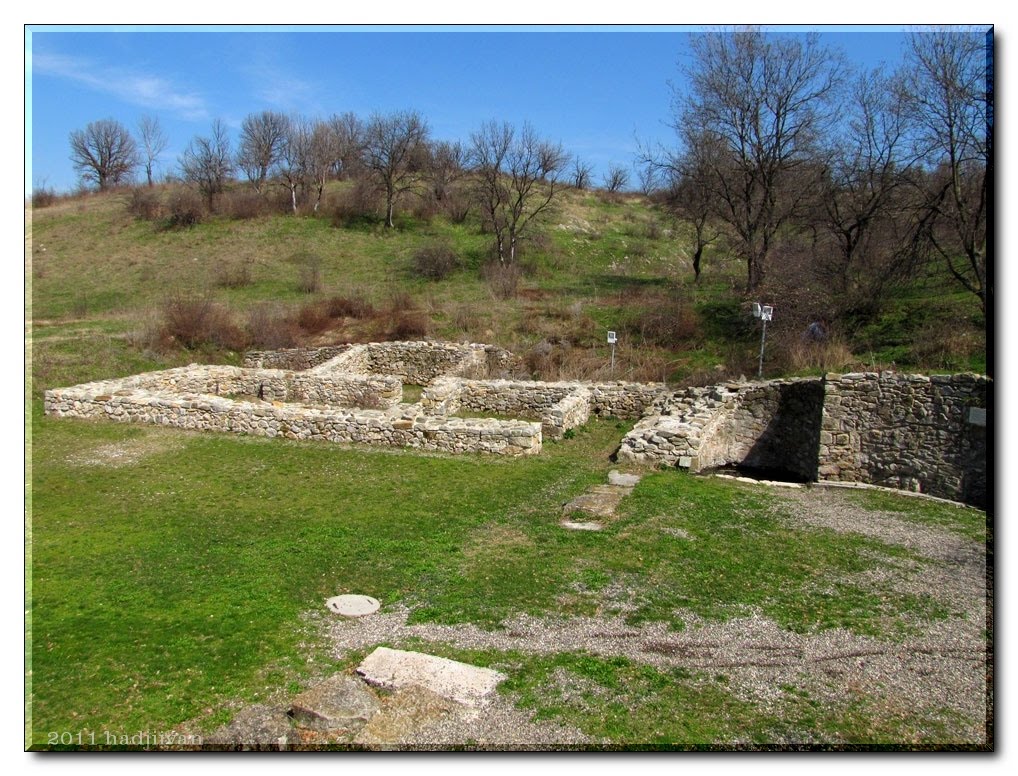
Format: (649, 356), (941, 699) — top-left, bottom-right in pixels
(747, 254), (764, 291)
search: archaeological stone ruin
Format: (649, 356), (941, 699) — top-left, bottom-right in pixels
(44, 340), (988, 507)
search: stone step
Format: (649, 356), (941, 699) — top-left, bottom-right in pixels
(607, 470), (642, 488)
(560, 519), (603, 531)
(357, 647), (505, 708)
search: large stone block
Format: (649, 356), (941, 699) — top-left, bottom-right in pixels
(357, 647), (505, 707)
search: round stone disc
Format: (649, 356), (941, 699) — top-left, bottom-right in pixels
(326, 594), (380, 617)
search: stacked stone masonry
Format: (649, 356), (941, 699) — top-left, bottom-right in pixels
(44, 364), (541, 457)
(45, 342), (988, 505)
(619, 371), (987, 507)
(820, 372), (987, 507)
(421, 377), (664, 438)
(247, 342), (520, 385)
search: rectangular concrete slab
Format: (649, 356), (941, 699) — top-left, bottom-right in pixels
(357, 647), (505, 707)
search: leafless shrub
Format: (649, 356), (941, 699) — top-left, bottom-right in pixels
(31, 187), (57, 209)
(412, 242), (460, 280)
(602, 163), (630, 194)
(409, 193), (440, 223)
(369, 290), (432, 340)
(325, 293), (376, 319)
(441, 191), (472, 223)
(634, 297), (701, 347)
(127, 187), (163, 220)
(296, 300), (332, 334)
(222, 189), (270, 220)
(160, 292), (248, 350)
(245, 303), (298, 349)
(481, 260), (521, 299)
(383, 311), (432, 340)
(166, 188), (205, 228)
(330, 180), (384, 228)
(212, 260), (253, 289)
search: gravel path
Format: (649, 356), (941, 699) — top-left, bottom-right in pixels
(320, 485), (989, 748)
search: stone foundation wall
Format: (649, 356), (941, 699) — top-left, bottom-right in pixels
(45, 340), (988, 502)
(620, 372), (988, 506)
(618, 378), (818, 468)
(114, 365), (402, 409)
(244, 346), (354, 371)
(708, 380), (824, 481)
(821, 372), (988, 506)
(310, 345), (372, 376)
(278, 341), (519, 384)
(44, 371), (541, 457)
(587, 382), (667, 419)
(420, 378), (665, 438)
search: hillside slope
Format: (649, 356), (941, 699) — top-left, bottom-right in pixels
(27, 184), (986, 397)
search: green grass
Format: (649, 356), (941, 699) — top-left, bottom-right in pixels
(28, 403), (621, 746)
(29, 394), (977, 747)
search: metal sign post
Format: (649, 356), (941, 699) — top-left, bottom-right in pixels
(752, 304), (773, 378)
(607, 331), (617, 377)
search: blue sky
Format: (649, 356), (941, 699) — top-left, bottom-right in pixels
(24, 25), (930, 195)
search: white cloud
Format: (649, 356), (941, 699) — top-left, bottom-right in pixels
(32, 51), (209, 121)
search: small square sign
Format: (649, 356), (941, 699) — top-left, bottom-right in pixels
(607, 331), (617, 344)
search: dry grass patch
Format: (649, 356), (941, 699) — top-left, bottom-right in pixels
(460, 522), (536, 565)
(66, 433), (188, 469)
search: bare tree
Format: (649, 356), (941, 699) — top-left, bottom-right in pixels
(903, 27), (989, 314)
(677, 27), (844, 290)
(327, 112), (365, 180)
(276, 115), (309, 214)
(362, 110), (430, 228)
(469, 120), (567, 265)
(180, 119), (233, 209)
(636, 162), (662, 197)
(307, 121), (338, 213)
(427, 140), (467, 203)
(137, 116), (168, 187)
(237, 110), (289, 192)
(671, 133), (726, 282)
(815, 67), (920, 307)
(570, 156), (594, 190)
(69, 118), (139, 191)
(602, 164), (630, 193)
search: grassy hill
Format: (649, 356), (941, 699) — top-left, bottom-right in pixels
(28, 182), (986, 399)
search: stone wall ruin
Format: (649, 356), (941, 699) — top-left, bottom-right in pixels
(44, 341), (988, 505)
(619, 371), (988, 507)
